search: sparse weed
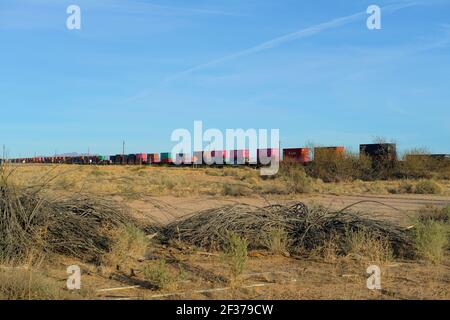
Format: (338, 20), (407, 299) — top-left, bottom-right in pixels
(143, 259), (174, 290)
(223, 233), (248, 279)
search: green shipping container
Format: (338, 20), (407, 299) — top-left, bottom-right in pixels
(160, 152), (172, 160)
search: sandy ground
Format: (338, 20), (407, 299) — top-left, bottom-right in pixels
(126, 193), (450, 225)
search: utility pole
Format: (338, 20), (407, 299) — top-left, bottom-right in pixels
(122, 141), (125, 165)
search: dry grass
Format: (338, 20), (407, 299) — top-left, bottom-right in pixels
(5, 164), (450, 199)
(0, 267), (72, 300)
(414, 180), (442, 194)
(343, 228), (393, 263)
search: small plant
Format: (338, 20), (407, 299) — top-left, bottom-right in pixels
(263, 228), (290, 255)
(104, 224), (148, 268)
(224, 233), (248, 279)
(143, 259), (174, 290)
(413, 219), (448, 263)
(343, 228), (392, 262)
(414, 180), (442, 194)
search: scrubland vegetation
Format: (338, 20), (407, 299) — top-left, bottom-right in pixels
(0, 161), (449, 300)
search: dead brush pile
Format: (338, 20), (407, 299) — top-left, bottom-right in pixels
(163, 202), (414, 257)
(0, 167), (138, 263)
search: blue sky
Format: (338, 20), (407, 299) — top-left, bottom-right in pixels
(0, 0), (449, 157)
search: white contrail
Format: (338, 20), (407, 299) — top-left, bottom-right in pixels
(165, 2), (419, 83)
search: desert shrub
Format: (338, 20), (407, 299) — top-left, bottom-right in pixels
(103, 224), (148, 268)
(263, 228), (290, 255)
(414, 180), (442, 194)
(343, 228), (393, 262)
(400, 151), (433, 179)
(417, 205), (450, 223)
(224, 233), (248, 278)
(222, 184), (250, 196)
(414, 220), (448, 263)
(306, 151), (373, 182)
(257, 183), (289, 195)
(279, 162), (311, 193)
(388, 181), (414, 194)
(143, 259), (174, 290)
(399, 149), (450, 180)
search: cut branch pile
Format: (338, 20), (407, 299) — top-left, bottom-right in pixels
(0, 174), (137, 263)
(164, 202), (414, 257)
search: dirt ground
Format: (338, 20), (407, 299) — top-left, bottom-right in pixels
(126, 193), (450, 225)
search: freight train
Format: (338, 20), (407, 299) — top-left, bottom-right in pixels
(3, 144), (449, 167)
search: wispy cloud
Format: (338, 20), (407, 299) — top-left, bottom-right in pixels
(164, 2), (419, 83)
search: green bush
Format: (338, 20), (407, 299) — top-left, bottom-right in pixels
(143, 260), (174, 290)
(224, 233), (248, 278)
(414, 220), (448, 263)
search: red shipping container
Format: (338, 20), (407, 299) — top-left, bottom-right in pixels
(283, 148), (310, 163)
(161, 158), (173, 164)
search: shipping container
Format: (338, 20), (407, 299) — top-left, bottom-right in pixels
(314, 147), (345, 161)
(134, 153), (147, 164)
(147, 153), (160, 164)
(360, 144), (397, 162)
(283, 148), (310, 163)
(160, 152), (173, 164)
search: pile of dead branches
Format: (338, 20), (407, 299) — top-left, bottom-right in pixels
(0, 172), (137, 263)
(164, 202), (414, 257)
